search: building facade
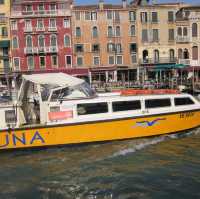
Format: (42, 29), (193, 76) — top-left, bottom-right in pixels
(72, 0), (138, 83)
(135, 0), (185, 82)
(0, 0), (11, 76)
(10, 0), (79, 75)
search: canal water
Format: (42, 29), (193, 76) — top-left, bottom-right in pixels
(0, 129), (200, 199)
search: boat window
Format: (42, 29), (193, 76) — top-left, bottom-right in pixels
(112, 100), (141, 112)
(5, 110), (16, 124)
(77, 102), (108, 115)
(174, 97), (195, 106)
(145, 98), (171, 108)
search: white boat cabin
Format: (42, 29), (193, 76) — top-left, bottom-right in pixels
(0, 73), (199, 130)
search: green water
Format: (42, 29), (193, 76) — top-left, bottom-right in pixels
(0, 129), (200, 199)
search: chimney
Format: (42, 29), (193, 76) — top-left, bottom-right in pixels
(122, 0), (127, 9)
(99, 0), (104, 10)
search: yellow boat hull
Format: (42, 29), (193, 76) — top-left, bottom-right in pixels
(0, 110), (200, 150)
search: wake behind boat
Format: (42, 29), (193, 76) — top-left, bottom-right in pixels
(0, 73), (200, 150)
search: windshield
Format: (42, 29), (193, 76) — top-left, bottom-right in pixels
(50, 83), (96, 101)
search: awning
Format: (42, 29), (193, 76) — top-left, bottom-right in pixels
(155, 64), (186, 70)
(0, 40), (10, 48)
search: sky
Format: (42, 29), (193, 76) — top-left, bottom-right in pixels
(75, 0), (199, 5)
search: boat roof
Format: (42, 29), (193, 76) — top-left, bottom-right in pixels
(22, 73), (84, 87)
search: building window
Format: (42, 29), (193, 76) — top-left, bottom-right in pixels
(151, 12), (158, 23)
(64, 35), (71, 47)
(107, 43), (115, 53)
(66, 55), (72, 67)
(142, 29), (148, 42)
(107, 11), (112, 20)
(130, 43), (137, 53)
(114, 11), (120, 21)
(169, 29), (174, 41)
(1, 27), (8, 37)
(177, 27), (182, 36)
(38, 4), (44, 14)
(141, 12), (148, 23)
(130, 25), (135, 36)
(85, 11), (90, 20)
(13, 57), (20, 70)
(27, 56), (34, 70)
(0, 0), (4, 4)
(91, 12), (97, 20)
(50, 34), (57, 47)
(108, 26), (113, 37)
(75, 12), (81, 20)
(183, 27), (188, 36)
(109, 56), (114, 65)
(92, 26), (98, 38)
(77, 57), (83, 66)
(39, 56), (45, 68)
(49, 18), (56, 28)
(116, 43), (122, 53)
(154, 50), (160, 63)
(37, 19), (44, 30)
(50, 4), (56, 11)
(26, 35), (32, 47)
(93, 56), (100, 66)
(192, 23), (198, 37)
(152, 29), (159, 42)
(63, 18), (70, 28)
(129, 11), (136, 21)
(38, 35), (45, 47)
(168, 11), (174, 22)
(11, 21), (17, 30)
(25, 20), (32, 30)
(12, 37), (18, 49)
(116, 55), (123, 65)
(25, 5), (33, 12)
(131, 54), (137, 64)
(169, 49), (175, 62)
(52, 55), (58, 67)
(178, 49), (183, 59)
(116, 26), (121, 37)
(192, 46), (198, 60)
(75, 44), (84, 52)
(92, 44), (100, 52)
(76, 27), (81, 37)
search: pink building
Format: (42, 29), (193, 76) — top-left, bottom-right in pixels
(10, 0), (88, 76)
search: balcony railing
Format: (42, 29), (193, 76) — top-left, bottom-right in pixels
(11, 9), (71, 17)
(48, 26), (57, 31)
(176, 36), (190, 43)
(24, 27), (33, 32)
(24, 46), (58, 54)
(140, 57), (177, 65)
(178, 59), (190, 65)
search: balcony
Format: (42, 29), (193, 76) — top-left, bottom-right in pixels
(24, 47), (38, 54)
(176, 36), (190, 43)
(12, 9), (71, 18)
(178, 59), (190, 65)
(36, 27), (45, 32)
(140, 57), (177, 65)
(24, 27), (33, 32)
(48, 26), (57, 32)
(48, 46), (58, 53)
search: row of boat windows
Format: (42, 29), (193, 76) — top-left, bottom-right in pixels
(77, 97), (195, 115)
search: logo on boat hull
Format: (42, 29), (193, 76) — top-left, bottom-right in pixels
(134, 118), (166, 127)
(0, 131), (45, 148)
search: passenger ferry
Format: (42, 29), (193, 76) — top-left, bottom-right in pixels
(0, 73), (200, 150)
